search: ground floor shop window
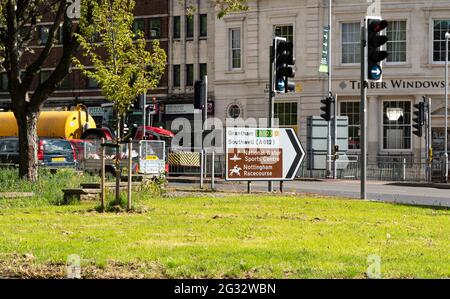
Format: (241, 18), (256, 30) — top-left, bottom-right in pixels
(340, 101), (360, 150)
(383, 101), (411, 150)
(275, 102), (298, 132)
(432, 128), (450, 154)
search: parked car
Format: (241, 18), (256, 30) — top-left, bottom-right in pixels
(0, 137), (77, 169)
(0, 138), (20, 165)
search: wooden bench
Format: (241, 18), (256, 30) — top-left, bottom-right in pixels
(62, 188), (102, 204)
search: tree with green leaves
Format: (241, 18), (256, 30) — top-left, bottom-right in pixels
(0, 0), (247, 182)
(0, 1), (81, 181)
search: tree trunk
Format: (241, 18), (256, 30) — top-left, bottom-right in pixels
(115, 113), (122, 205)
(15, 108), (40, 182)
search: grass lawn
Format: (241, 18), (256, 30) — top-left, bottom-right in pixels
(0, 186), (448, 278)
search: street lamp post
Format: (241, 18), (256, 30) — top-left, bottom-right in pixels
(444, 32), (450, 183)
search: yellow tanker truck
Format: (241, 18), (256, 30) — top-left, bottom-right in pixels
(0, 109), (97, 140)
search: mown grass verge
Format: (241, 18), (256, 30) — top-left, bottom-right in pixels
(0, 188), (448, 278)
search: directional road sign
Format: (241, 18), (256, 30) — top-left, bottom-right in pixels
(225, 127), (305, 181)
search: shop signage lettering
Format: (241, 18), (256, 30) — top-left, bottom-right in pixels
(344, 80), (449, 90)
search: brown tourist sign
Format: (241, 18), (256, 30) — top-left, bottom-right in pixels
(225, 128), (305, 181)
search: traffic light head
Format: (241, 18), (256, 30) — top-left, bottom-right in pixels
(413, 102), (425, 137)
(368, 19), (388, 33)
(320, 96), (332, 122)
(274, 38), (296, 93)
(367, 18), (388, 81)
(194, 80), (205, 109)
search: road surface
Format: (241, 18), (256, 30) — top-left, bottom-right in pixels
(170, 179), (450, 208)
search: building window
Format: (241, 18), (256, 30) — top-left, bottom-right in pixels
(433, 20), (450, 62)
(173, 16), (181, 39)
(199, 63), (207, 80)
(199, 14), (207, 37)
(40, 70), (51, 84)
(229, 28), (241, 70)
(274, 25), (294, 43)
(186, 16), (194, 38)
(0, 73), (8, 92)
(387, 21), (407, 63)
(341, 23), (361, 64)
(340, 101), (360, 150)
(149, 18), (161, 38)
(173, 65), (180, 87)
(383, 101), (411, 150)
(59, 75), (71, 90)
(432, 127), (450, 155)
(274, 102), (298, 128)
(41, 70), (70, 90)
(133, 19), (145, 38)
(186, 64), (194, 86)
(86, 77), (99, 89)
(39, 26), (50, 45)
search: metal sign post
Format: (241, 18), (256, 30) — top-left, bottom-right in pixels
(203, 76), (208, 180)
(444, 32), (450, 183)
(425, 97), (432, 183)
(360, 22), (368, 200)
(142, 93), (146, 139)
(428, 97), (432, 183)
(211, 151), (215, 191)
(332, 93), (338, 179)
(268, 43), (275, 192)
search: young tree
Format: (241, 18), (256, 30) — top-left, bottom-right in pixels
(0, 0), (80, 181)
(73, 0), (167, 204)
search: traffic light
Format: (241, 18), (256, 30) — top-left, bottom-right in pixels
(320, 96), (332, 121)
(194, 80), (204, 109)
(274, 38), (296, 93)
(366, 18), (388, 81)
(413, 102), (425, 137)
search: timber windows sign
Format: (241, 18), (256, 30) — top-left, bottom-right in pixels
(341, 80), (450, 91)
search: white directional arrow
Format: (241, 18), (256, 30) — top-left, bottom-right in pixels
(280, 128), (305, 179)
(370, 66), (382, 79)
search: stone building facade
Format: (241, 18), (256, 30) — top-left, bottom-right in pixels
(213, 0), (450, 162)
(162, 0), (215, 132)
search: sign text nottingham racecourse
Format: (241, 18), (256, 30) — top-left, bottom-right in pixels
(225, 128), (305, 181)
